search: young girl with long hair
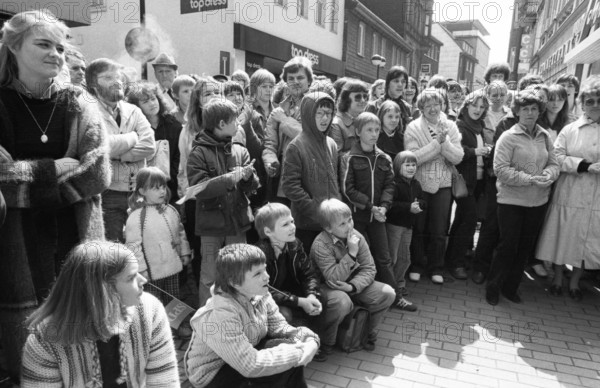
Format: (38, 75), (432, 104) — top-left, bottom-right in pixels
(21, 241), (179, 387)
(125, 167), (191, 306)
(377, 100), (405, 160)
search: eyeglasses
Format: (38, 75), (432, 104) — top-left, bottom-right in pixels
(352, 93), (369, 102)
(583, 98), (600, 107)
(423, 103), (441, 110)
(315, 111), (333, 119)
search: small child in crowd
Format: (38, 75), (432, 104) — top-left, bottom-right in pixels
(125, 167), (191, 305)
(186, 99), (259, 307)
(311, 198), (396, 351)
(185, 244), (318, 388)
(340, 112), (399, 306)
(386, 151), (426, 311)
(254, 202), (333, 361)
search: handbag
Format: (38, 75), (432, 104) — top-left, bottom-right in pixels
(147, 139), (170, 178)
(447, 162), (468, 199)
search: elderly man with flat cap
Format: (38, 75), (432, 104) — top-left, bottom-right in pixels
(152, 53), (178, 112)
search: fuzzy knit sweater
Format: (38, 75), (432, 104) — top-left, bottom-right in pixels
(184, 289), (319, 387)
(403, 116), (464, 194)
(21, 293), (180, 388)
(125, 204), (191, 280)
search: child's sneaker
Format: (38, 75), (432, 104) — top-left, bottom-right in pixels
(364, 332), (377, 351)
(313, 344), (334, 362)
(409, 272), (420, 282)
(393, 297), (418, 312)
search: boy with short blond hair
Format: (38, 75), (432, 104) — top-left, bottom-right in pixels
(311, 199), (396, 351)
(187, 99), (259, 307)
(254, 202), (333, 360)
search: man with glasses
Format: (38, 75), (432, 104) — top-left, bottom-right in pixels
(86, 58), (155, 242)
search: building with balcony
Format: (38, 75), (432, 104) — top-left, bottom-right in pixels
(342, 0), (413, 82)
(69, 0), (345, 82)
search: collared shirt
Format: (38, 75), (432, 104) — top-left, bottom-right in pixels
(97, 98), (121, 123)
(12, 79), (60, 99)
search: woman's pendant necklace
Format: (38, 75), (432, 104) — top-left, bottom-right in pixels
(16, 92), (59, 144)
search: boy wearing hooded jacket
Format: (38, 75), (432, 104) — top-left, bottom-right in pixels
(187, 99), (259, 307)
(281, 91), (341, 251)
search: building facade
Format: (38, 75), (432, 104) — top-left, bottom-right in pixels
(342, 0), (412, 82)
(0, 0), (93, 26)
(420, 36), (442, 83)
(432, 23), (478, 90)
(357, 0), (434, 79)
(69, 0), (344, 82)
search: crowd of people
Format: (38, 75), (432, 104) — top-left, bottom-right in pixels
(1, 9), (599, 388)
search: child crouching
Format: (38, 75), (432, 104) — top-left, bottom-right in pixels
(255, 202), (332, 361)
(184, 244), (319, 388)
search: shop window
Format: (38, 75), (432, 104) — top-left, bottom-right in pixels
(381, 37), (386, 58)
(372, 32), (379, 56)
(297, 0), (308, 18)
(315, 0), (325, 27)
(328, 0), (339, 33)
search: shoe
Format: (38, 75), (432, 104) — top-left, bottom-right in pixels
(431, 275), (444, 284)
(451, 267), (468, 280)
(398, 287), (409, 296)
(549, 284), (563, 297)
(363, 341), (375, 351)
(486, 287), (499, 306)
(393, 297), (418, 312)
(320, 344), (334, 355)
(313, 350), (328, 362)
(569, 288), (583, 301)
(409, 272), (421, 282)
(532, 263), (548, 278)
(472, 271), (485, 284)
(502, 291), (522, 304)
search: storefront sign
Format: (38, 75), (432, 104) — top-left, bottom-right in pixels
(234, 23), (344, 77)
(181, 0), (228, 14)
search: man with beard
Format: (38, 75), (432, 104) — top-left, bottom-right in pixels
(86, 58), (155, 242)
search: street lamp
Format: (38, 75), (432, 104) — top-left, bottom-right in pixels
(371, 54), (387, 80)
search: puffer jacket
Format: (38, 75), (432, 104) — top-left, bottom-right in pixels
(281, 92), (341, 231)
(186, 130), (259, 237)
(256, 238), (321, 307)
(340, 142), (394, 223)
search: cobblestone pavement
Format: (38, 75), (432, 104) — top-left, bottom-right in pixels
(176, 269), (600, 387)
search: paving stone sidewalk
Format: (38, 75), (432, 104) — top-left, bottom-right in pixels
(175, 270), (600, 388)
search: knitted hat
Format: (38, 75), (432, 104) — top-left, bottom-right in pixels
(152, 53), (178, 70)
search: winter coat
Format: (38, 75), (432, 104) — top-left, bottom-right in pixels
(256, 238), (321, 307)
(184, 289), (318, 387)
(340, 142), (394, 223)
(387, 176), (427, 228)
(186, 130), (259, 237)
(403, 116), (464, 194)
(536, 117), (600, 269)
(281, 92), (341, 231)
(154, 113), (182, 202)
(125, 204), (191, 280)
(493, 123), (559, 207)
(0, 87), (110, 309)
(456, 118), (484, 194)
(99, 99), (156, 192)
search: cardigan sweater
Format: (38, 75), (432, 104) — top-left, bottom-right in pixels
(403, 116), (464, 194)
(125, 204), (191, 280)
(0, 87), (111, 309)
(21, 293), (180, 388)
(184, 290), (318, 387)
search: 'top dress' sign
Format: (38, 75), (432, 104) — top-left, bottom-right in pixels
(181, 0), (228, 14)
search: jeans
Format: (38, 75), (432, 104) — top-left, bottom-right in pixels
(199, 234), (246, 307)
(386, 224), (412, 290)
(321, 281), (395, 344)
(102, 189), (130, 243)
(411, 188), (452, 276)
(473, 178), (499, 275)
(487, 203), (547, 297)
(354, 220), (397, 289)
